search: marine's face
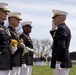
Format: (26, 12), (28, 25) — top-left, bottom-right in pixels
(9, 17), (20, 27)
(23, 26), (32, 33)
(0, 9), (8, 20)
(53, 15), (66, 26)
(13, 18), (20, 27)
(53, 15), (61, 26)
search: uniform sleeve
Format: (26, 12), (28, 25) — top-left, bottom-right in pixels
(20, 34), (26, 43)
(49, 30), (56, 38)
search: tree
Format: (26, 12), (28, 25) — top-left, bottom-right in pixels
(32, 38), (52, 60)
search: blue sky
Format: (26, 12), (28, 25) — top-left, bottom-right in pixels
(1, 0), (76, 52)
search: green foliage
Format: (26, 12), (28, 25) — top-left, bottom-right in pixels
(32, 65), (76, 75)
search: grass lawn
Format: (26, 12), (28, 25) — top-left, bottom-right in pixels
(32, 65), (76, 75)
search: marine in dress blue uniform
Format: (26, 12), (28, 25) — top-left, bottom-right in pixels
(7, 12), (23, 75)
(50, 10), (72, 75)
(20, 21), (34, 75)
(0, 2), (12, 75)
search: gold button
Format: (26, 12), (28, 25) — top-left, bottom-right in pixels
(21, 54), (24, 56)
(21, 57), (23, 58)
(22, 59), (23, 60)
(21, 54), (23, 55)
(0, 52), (2, 54)
(22, 62), (24, 64)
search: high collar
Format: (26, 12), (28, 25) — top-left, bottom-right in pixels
(58, 23), (65, 27)
(23, 32), (29, 36)
(8, 26), (15, 31)
(0, 20), (4, 26)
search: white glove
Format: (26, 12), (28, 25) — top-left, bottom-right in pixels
(26, 47), (34, 52)
(20, 43), (33, 54)
(20, 43), (25, 48)
(22, 64), (27, 68)
(51, 20), (57, 31)
(23, 46), (34, 54)
(55, 62), (62, 69)
(29, 48), (34, 52)
(23, 47), (30, 53)
(11, 46), (17, 54)
(20, 43), (29, 54)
